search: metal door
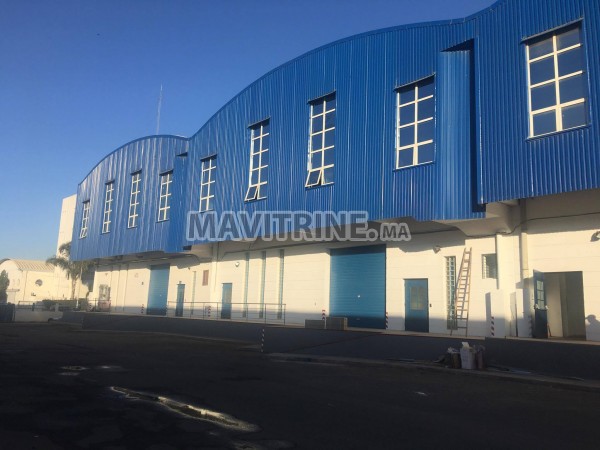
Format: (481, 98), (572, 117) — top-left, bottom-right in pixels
(147, 264), (170, 316)
(405, 279), (429, 332)
(175, 283), (185, 317)
(533, 271), (548, 338)
(330, 245), (386, 329)
(221, 283), (232, 319)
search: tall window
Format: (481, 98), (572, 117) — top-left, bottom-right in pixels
(128, 171), (141, 228)
(199, 156), (216, 212)
(245, 120), (270, 201)
(102, 182), (114, 234)
(306, 94), (335, 187)
(396, 77), (435, 169)
(482, 254), (498, 279)
(527, 25), (588, 137)
(158, 171), (172, 222)
(445, 256), (457, 330)
(80, 201), (90, 238)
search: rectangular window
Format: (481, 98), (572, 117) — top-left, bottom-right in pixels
(445, 256), (457, 330)
(102, 182), (114, 234)
(527, 25), (588, 137)
(306, 93), (335, 187)
(199, 156), (216, 212)
(245, 120), (270, 201)
(158, 171), (172, 222)
(202, 270), (209, 286)
(482, 254), (498, 279)
(128, 171), (141, 228)
(80, 201), (90, 239)
(396, 77), (435, 169)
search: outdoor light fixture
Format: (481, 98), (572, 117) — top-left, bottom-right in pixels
(591, 231), (600, 242)
(433, 245), (441, 253)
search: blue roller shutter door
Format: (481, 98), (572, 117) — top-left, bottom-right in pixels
(330, 245), (386, 329)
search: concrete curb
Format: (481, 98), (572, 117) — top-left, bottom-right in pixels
(268, 352), (600, 393)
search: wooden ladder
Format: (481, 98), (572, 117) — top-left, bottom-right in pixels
(450, 247), (473, 336)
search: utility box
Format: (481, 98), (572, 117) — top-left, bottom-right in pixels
(326, 317), (348, 330)
(305, 319), (325, 329)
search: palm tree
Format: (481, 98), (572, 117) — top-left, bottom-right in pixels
(47, 242), (93, 302)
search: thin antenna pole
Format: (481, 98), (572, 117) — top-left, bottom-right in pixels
(156, 84), (163, 135)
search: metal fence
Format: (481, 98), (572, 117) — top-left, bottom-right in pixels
(165, 301), (286, 324)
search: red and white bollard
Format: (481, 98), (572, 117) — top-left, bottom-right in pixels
(385, 311), (389, 329)
(207, 305), (212, 318)
(141, 304), (144, 315)
(261, 328), (265, 353)
(490, 315), (495, 337)
(322, 309), (326, 321)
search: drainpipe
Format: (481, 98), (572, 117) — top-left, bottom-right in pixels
(519, 200), (531, 337)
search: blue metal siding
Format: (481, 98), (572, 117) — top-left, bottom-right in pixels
(71, 0), (600, 260)
(330, 245), (386, 329)
(71, 136), (188, 260)
(477, 0), (600, 203)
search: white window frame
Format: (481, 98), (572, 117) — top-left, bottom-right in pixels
(305, 94), (335, 187)
(158, 171), (172, 222)
(102, 182), (114, 234)
(79, 201), (90, 238)
(128, 171), (141, 228)
(482, 253), (498, 280)
(245, 121), (269, 201)
(199, 156), (216, 212)
(396, 78), (435, 169)
(526, 26), (587, 137)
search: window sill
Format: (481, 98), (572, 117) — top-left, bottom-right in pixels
(244, 197), (267, 204)
(526, 123), (590, 141)
(305, 182), (334, 190)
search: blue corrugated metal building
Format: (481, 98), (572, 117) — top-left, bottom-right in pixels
(66, 0), (600, 340)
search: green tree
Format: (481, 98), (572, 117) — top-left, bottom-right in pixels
(0, 270), (9, 303)
(46, 242), (93, 301)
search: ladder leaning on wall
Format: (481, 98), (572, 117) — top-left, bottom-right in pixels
(450, 247), (473, 336)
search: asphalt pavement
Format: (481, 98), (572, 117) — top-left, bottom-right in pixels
(1, 323), (600, 449)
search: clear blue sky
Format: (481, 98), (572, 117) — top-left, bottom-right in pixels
(0, 0), (495, 260)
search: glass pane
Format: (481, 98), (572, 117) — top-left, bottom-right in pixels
(323, 148), (334, 166)
(324, 129), (335, 148)
(532, 110), (557, 136)
(250, 170), (259, 185)
(200, 184), (208, 198)
(323, 166), (334, 184)
(262, 122), (270, 134)
(307, 170), (320, 186)
(398, 87), (415, 105)
(312, 101), (323, 116)
(246, 186), (257, 201)
(206, 198), (213, 211)
(261, 134), (269, 150)
(417, 119), (434, 143)
(324, 110), (335, 129)
(310, 150), (323, 169)
(417, 143), (434, 164)
(529, 57), (555, 85)
(559, 74), (586, 103)
(397, 148), (413, 168)
(418, 79), (434, 98)
(251, 153), (260, 169)
(399, 104), (415, 125)
(531, 83), (557, 111)
(399, 126), (415, 147)
(311, 133), (323, 150)
(260, 150), (269, 166)
(557, 27), (581, 50)
(326, 96), (336, 111)
(260, 166), (268, 182)
(529, 37), (553, 59)
(558, 47), (584, 76)
(208, 169), (215, 182)
(562, 102), (587, 130)
(418, 97), (434, 120)
(312, 116), (323, 133)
